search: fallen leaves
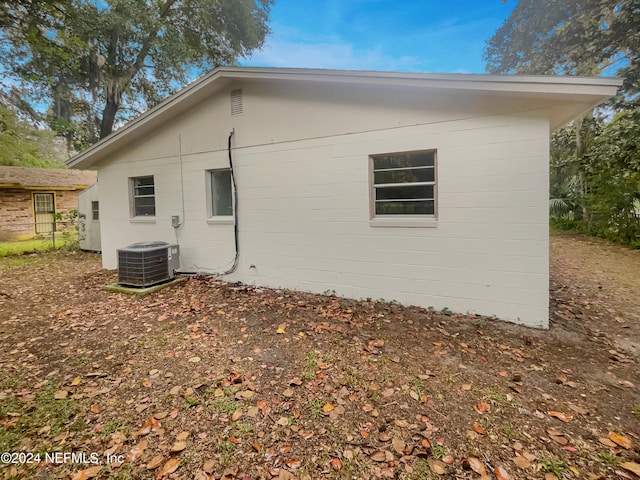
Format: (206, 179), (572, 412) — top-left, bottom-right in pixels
(370, 451), (387, 462)
(621, 462), (640, 476)
(54, 390), (68, 400)
(392, 436), (406, 454)
(548, 411), (573, 422)
(146, 455), (164, 470)
(609, 431), (634, 449)
(3, 245), (640, 480)
(135, 416), (162, 436)
(473, 402), (491, 414)
(156, 458), (180, 477)
(124, 439), (147, 462)
(467, 456), (486, 475)
(329, 457), (343, 471)
(427, 458), (446, 475)
(472, 423), (487, 435)
(321, 403), (335, 414)
(494, 465), (511, 480)
(512, 455), (531, 469)
(69, 466), (102, 480)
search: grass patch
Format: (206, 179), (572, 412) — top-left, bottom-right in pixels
(598, 451), (623, 467)
(307, 398), (324, 418)
(411, 459), (438, 480)
(0, 235), (77, 257)
(210, 398), (241, 415)
(430, 443), (446, 459)
(0, 382), (86, 453)
(301, 351), (318, 381)
(100, 420), (124, 437)
(538, 455), (567, 478)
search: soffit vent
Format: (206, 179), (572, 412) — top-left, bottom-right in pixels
(230, 89), (243, 115)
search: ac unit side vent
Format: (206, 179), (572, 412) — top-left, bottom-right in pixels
(230, 89), (243, 115)
(117, 241), (180, 287)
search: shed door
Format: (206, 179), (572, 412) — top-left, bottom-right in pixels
(33, 193), (55, 234)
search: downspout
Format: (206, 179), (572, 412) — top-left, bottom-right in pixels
(220, 128), (239, 275)
(176, 129), (239, 276)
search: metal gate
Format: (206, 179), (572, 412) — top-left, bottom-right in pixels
(33, 193), (55, 234)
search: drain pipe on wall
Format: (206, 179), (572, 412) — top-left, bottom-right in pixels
(178, 128), (240, 276)
(219, 128), (240, 275)
(172, 134), (186, 244)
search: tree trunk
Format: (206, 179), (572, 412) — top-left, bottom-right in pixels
(100, 99), (119, 139)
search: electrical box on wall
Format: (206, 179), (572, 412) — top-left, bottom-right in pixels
(171, 215), (180, 228)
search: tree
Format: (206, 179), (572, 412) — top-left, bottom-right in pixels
(485, 0), (640, 246)
(584, 108), (640, 244)
(0, 0), (273, 150)
(0, 103), (65, 168)
(485, 0), (638, 103)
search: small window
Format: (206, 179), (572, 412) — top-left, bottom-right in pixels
(130, 176), (155, 217)
(371, 151), (436, 216)
(208, 169), (233, 216)
(91, 201), (99, 220)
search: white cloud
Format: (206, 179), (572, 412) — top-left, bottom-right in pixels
(241, 29), (425, 72)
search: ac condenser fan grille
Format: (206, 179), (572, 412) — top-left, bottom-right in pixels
(117, 242), (179, 287)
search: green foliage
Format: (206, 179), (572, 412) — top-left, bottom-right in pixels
(538, 455), (568, 478)
(598, 451), (622, 467)
(53, 209), (85, 251)
(430, 444), (446, 460)
(486, 1), (640, 246)
(485, 0), (639, 100)
(0, 235), (79, 257)
(307, 398), (324, 418)
(0, 381), (86, 453)
(0, 104), (64, 167)
(1, 0), (273, 149)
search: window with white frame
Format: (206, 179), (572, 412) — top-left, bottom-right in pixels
(130, 176), (155, 217)
(91, 201), (99, 220)
(371, 150), (436, 216)
(208, 169), (233, 217)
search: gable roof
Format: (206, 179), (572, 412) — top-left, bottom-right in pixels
(0, 166), (97, 190)
(67, 66), (623, 169)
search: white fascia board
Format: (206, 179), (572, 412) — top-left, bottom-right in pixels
(66, 66), (623, 169)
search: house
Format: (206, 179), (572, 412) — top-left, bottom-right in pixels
(66, 67), (621, 328)
(0, 166), (97, 240)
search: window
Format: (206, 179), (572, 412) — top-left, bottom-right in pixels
(371, 151), (436, 216)
(91, 201), (99, 220)
(208, 169), (233, 216)
(130, 176), (155, 217)
(33, 192), (55, 233)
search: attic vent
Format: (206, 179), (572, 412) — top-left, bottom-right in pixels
(230, 89), (243, 115)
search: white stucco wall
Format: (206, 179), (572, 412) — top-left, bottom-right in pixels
(97, 80), (551, 328)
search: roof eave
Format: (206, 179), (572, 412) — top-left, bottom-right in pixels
(66, 67), (623, 169)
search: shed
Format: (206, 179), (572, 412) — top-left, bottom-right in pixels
(78, 183), (101, 252)
(67, 67), (621, 328)
(0, 166), (97, 240)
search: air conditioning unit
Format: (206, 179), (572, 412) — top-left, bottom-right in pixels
(117, 241), (180, 287)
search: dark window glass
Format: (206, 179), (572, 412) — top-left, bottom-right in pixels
(211, 170), (233, 216)
(375, 200), (435, 215)
(132, 176), (155, 216)
(371, 151), (436, 217)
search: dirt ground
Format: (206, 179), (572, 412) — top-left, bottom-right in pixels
(0, 231), (638, 480)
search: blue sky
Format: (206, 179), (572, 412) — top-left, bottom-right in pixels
(241, 0), (516, 73)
